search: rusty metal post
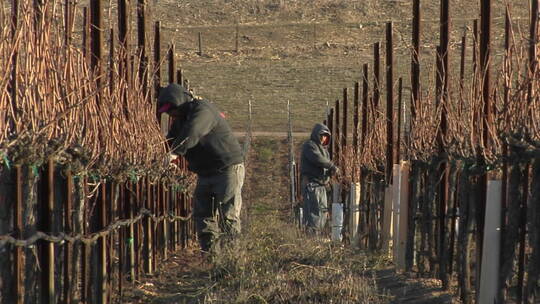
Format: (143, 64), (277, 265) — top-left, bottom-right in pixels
(99, 182), (107, 304)
(328, 108), (334, 159)
(397, 77), (403, 162)
(144, 178), (153, 274)
(81, 177), (89, 303)
(163, 185), (169, 259)
(168, 44), (176, 84)
(480, 0), (492, 148)
(169, 186), (175, 251)
(154, 21), (161, 113)
(460, 34), (467, 95)
(362, 64), (369, 148)
(386, 22), (394, 183)
(107, 179), (116, 303)
(109, 28), (115, 94)
(152, 183), (158, 268)
(353, 82), (359, 156)
(40, 159), (55, 304)
(520, 2), (539, 302)
(342, 88), (348, 149)
(529, 0), (539, 104)
(64, 0), (74, 44)
(154, 184), (158, 264)
(298, 162), (303, 204)
(334, 99), (340, 165)
(452, 36), (467, 284)
(517, 166), (530, 303)
(9, 0), (19, 132)
(498, 9), (511, 302)
(438, 0), (451, 289)
(170, 187), (175, 251)
(64, 170), (74, 304)
(118, 0), (128, 50)
(134, 180), (140, 279)
(411, 0), (421, 127)
(235, 23), (239, 53)
(127, 181), (135, 282)
(178, 189), (183, 248)
(473, 19), (479, 76)
(198, 32), (203, 56)
(373, 42), (380, 112)
(137, 0), (146, 53)
(14, 165), (23, 304)
(179, 193), (185, 248)
(137, 0), (149, 100)
(476, 1), (492, 296)
(82, 7), (90, 64)
(117, 183), (124, 300)
(342, 88), (348, 182)
(185, 192), (190, 248)
(90, 0), (103, 77)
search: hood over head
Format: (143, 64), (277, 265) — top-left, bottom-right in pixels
(157, 83), (194, 113)
(310, 123), (331, 144)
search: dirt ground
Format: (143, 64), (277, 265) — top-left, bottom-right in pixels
(122, 137), (458, 304)
(101, 1), (532, 302)
(148, 0), (530, 131)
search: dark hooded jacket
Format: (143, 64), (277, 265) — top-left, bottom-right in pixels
(159, 84), (244, 176)
(300, 123), (336, 185)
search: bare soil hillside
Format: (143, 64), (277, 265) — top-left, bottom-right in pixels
(150, 0), (530, 131)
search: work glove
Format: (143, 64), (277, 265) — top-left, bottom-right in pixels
(329, 165), (340, 176)
(163, 153), (178, 168)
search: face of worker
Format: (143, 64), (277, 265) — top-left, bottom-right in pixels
(320, 134), (330, 146)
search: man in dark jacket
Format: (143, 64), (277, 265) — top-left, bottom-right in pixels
(300, 123), (339, 234)
(157, 83), (244, 256)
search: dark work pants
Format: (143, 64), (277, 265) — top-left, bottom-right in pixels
(302, 180), (328, 233)
(193, 163), (244, 253)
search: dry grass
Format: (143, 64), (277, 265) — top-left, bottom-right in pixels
(196, 137), (388, 304)
(205, 218), (389, 304)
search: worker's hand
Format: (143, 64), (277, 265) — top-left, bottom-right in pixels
(329, 165), (340, 176)
(163, 154), (178, 168)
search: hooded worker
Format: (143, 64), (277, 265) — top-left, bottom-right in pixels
(157, 83), (244, 257)
(300, 123), (339, 234)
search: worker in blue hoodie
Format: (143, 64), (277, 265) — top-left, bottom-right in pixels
(157, 83), (244, 256)
(300, 123), (339, 234)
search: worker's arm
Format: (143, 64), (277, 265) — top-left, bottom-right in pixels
(168, 104), (216, 156)
(303, 142), (335, 170)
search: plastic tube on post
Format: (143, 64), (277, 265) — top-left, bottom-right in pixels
(332, 203), (343, 242)
(349, 182), (360, 246)
(479, 180), (502, 303)
(382, 187), (393, 254)
(331, 183), (343, 241)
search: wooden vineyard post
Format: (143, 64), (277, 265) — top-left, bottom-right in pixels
(198, 32), (203, 56)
